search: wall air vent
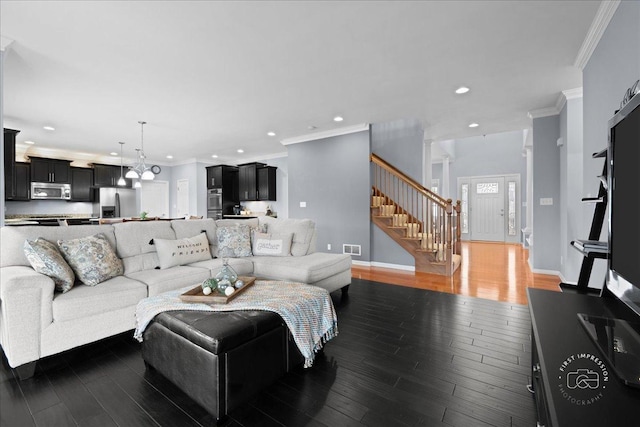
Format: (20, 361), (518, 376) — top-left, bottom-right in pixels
(342, 244), (361, 256)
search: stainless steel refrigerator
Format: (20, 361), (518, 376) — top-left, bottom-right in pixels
(94, 187), (137, 218)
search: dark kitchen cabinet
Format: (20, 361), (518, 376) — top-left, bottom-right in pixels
(92, 164), (131, 188)
(206, 166), (223, 189)
(257, 166), (277, 201)
(70, 167), (94, 202)
(14, 162), (30, 201)
(238, 162), (265, 201)
(4, 128), (20, 200)
(30, 157), (70, 183)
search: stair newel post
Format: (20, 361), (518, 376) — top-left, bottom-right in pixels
(455, 200), (462, 255)
(445, 199), (454, 275)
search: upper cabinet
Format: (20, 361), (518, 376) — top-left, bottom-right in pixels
(13, 162), (31, 201)
(257, 166), (277, 201)
(4, 128), (20, 200)
(70, 167), (94, 201)
(30, 157), (71, 183)
(238, 162), (263, 201)
(238, 162), (276, 201)
(206, 165), (223, 189)
(92, 164), (131, 188)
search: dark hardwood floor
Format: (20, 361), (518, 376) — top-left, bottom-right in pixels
(1, 279), (536, 426)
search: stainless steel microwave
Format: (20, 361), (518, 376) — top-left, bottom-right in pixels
(31, 182), (71, 200)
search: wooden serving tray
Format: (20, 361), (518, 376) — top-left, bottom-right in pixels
(180, 276), (256, 304)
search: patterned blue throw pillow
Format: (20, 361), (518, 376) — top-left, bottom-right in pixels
(24, 238), (76, 293)
(216, 224), (252, 258)
(57, 233), (124, 286)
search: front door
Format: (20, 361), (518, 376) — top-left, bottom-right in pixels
(470, 177), (505, 242)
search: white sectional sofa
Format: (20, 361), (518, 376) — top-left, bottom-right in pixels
(0, 217), (351, 379)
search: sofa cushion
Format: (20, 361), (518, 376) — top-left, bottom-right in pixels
(1, 225), (117, 268)
(52, 275), (147, 322)
(23, 238), (76, 293)
(251, 252), (351, 284)
(251, 232), (292, 257)
(113, 221), (176, 274)
(57, 234), (124, 286)
(217, 224), (252, 258)
(171, 218), (218, 253)
(259, 217), (315, 256)
(113, 221), (176, 257)
(188, 257), (254, 277)
(154, 232), (212, 269)
(126, 265), (210, 297)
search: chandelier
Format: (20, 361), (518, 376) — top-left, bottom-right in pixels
(125, 121), (155, 181)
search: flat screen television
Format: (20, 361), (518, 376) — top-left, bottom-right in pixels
(607, 91), (640, 317)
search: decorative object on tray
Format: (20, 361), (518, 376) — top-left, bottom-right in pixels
(182, 276), (256, 304)
(215, 258), (238, 287)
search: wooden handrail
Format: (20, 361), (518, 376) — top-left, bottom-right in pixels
(370, 153), (449, 207)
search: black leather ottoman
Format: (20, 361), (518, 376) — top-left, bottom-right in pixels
(141, 310), (303, 422)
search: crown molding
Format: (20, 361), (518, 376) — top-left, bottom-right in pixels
(0, 36), (14, 51)
(527, 107), (560, 119)
(574, 0), (621, 70)
(556, 87), (584, 112)
(280, 123), (369, 146)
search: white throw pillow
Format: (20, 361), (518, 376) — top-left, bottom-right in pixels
(154, 232), (212, 269)
(252, 232), (293, 257)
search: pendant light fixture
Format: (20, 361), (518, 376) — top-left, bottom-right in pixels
(125, 121), (155, 180)
(117, 142), (127, 186)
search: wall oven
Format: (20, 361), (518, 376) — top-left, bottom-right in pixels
(31, 182), (71, 200)
(207, 188), (223, 219)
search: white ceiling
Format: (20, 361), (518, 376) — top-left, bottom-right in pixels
(1, 1), (601, 167)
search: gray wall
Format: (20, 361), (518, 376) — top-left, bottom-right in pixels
(582, 0), (640, 287)
(287, 130), (371, 260)
(531, 115), (561, 271)
(559, 97), (584, 283)
(370, 119), (425, 266)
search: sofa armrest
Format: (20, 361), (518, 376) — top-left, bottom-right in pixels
(0, 266), (55, 368)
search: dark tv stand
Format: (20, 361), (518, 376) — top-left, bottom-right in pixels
(528, 289), (640, 426)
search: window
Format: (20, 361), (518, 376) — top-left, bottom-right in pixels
(461, 183), (469, 234)
(508, 181), (516, 236)
(476, 182), (498, 194)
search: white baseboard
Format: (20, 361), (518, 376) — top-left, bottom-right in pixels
(558, 273), (576, 285)
(531, 267), (561, 276)
(351, 260), (415, 272)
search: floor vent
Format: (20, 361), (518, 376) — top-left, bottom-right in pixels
(343, 244), (361, 256)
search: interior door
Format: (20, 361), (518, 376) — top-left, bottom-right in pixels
(177, 179), (189, 217)
(140, 180), (169, 218)
(470, 177), (505, 241)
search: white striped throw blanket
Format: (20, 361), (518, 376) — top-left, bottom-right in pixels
(134, 280), (338, 368)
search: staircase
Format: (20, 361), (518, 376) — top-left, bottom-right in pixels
(371, 153), (462, 276)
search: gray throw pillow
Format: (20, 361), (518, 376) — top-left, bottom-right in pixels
(154, 232), (212, 269)
(57, 233), (124, 286)
(24, 238), (76, 293)
(251, 232), (293, 257)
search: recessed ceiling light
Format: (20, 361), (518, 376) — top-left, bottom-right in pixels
(333, 116), (344, 122)
(43, 126), (55, 131)
(24, 140), (35, 145)
(469, 123), (479, 128)
(166, 155), (173, 159)
(110, 152), (118, 156)
(237, 149), (244, 154)
(455, 86), (470, 94)
(211, 154), (218, 158)
(267, 131), (276, 137)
